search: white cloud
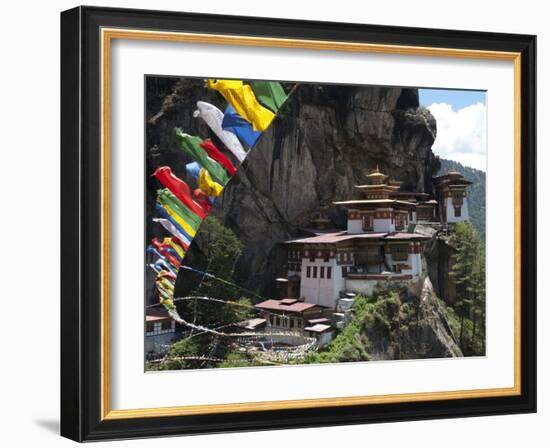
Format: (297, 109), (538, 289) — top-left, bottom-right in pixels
(427, 102), (487, 171)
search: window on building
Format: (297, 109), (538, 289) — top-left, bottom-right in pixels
(342, 266), (347, 277)
(327, 267), (332, 279)
(362, 214), (374, 231)
(162, 320), (172, 330)
(395, 214), (405, 230)
(391, 245), (409, 261)
(313, 266), (318, 278)
(323, 253), (330, 262)
(454, 206), (461, 217)
(275, 316), (281, 327)
(306, 266), (311, 278)
(320, 266), (325, 278)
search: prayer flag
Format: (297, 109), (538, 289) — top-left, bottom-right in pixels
(152, 218), (191, 247)
(199, 138), (237, 176)
(155, 203), (195, 242)
(157, 189), (201, 228)
(174, 129), (230, 185)
(152, 166), (207, 219)
(193, 188), (214, 209)
(207, 79), (275, 131)
(164, 237), (185, 258)
(158, 202), (198, 239)
(250, 80), (288, 113)
(198, 168), (224, 197)
(222, 105), (262, 148)
(152, 237), (182, 265)
(185, 161), (201, 180)
(193, 101), (247, 162)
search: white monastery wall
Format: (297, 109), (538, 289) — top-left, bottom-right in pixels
(347, 219), (363, 234)
(445, 197), (470, 223)
(300, 258), (344, 308)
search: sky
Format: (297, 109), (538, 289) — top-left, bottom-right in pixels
(419, 88), (487, 171)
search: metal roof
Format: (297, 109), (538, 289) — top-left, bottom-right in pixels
(255, 299), (320, 313)
(285, 231), (430, 244)
(304, 323), (333, 333)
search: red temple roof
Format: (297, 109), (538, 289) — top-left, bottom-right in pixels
(145, 307), (172, 322)
(285, 231), (429, 245)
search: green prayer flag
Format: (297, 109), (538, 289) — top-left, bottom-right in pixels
(250, 81), (288, 113)
(157, 189), (201, 229)
(174, 129), (230, 185)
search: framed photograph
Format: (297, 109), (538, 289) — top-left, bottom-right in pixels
(60, 6), (536, 441)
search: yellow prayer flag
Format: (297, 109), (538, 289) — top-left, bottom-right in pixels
(207, 79), (275, 131)
(161, 203), (198, 238)
(198, 168), (224, 197)
(164, 237), (185, 258)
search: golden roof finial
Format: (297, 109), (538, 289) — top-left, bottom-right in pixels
(368, 165), (384, 177)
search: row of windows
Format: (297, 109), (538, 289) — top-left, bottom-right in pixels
(362, 213), (408, 231)
(269, 314), (303, 329)
(288, 250), (302, 259)
(306, 265), (333, 279)
(146, 321), (175, 336)
(337, 252), (354, 263)
(391, 246), (409, 261)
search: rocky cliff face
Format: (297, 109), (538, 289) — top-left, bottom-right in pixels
(416, 224), (457, 305)
(145, 78), (441, 296)
(361, 278), (462, 360)
(211, 84), (440, 293)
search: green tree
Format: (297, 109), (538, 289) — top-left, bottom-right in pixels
(176, 216), (245, 328)
(165, 218), (260, 368)
(158, 337), (202, 370)
(448, 222), (486, 354)
(192, 216), (244, 300)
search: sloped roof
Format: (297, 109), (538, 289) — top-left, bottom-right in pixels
(146, 307), (171, 322)
(255, 299), (320, 313)
(304, 323), (333, 333)
(285, 231), (430, 244)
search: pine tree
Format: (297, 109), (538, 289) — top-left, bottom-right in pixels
(448, 223), (485, 354)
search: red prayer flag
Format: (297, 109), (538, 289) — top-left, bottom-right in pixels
(152, 237), (181, 268)
(152, 166), (207, 219)
(171, 236), (189, 252)
(193, 188), (212, 213)
(199, 138), (237, 176)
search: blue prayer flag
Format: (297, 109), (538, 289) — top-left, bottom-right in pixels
(185, 161), (201, 180)
(222, 105), (262, 148)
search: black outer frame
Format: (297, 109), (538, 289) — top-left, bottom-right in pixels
(60, 6), (537, 442)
